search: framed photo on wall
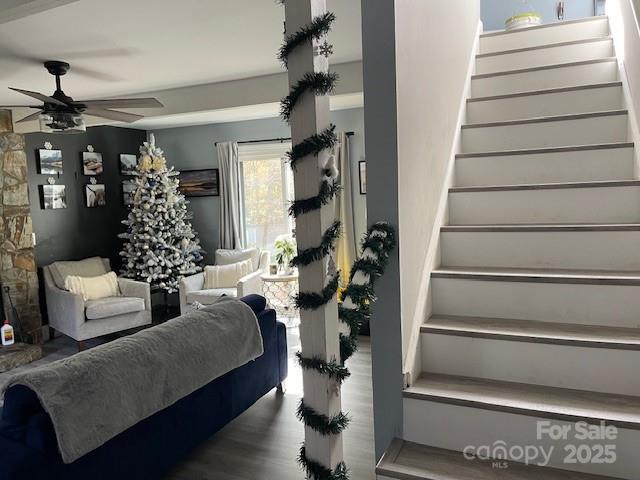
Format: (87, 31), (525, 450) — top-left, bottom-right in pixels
(178, 169), (220, 197)
(85, 184), (106, 207)
(358, 161), (366, 195)
(119, 154), (138, 175)
(82, 151), (103, 176)
(37, 149), (63, 175)
(122, 181), (136, 206)
(39, 185), (67, 209)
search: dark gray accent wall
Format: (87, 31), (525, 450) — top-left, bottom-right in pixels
(153, 108), (366, 264)
(362, 0), (404, 461)
(25, 126), (147, 269)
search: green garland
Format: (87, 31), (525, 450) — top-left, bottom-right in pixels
(278, 7), (396, 479)
(299, 446), (349, 480)
(289, 180), (341, 218)
(291, 221), (341, 268)
(281, 72), (338, 122)
(287, 124), (338, 170)
(338, 304), (369, 332)
(296, 352), (350, 384)
(295, 272), (340, 310)
(297, 400), (350, 435)
(338, 222), (397, 362)
(339, 333), (358, 363)
(278, 12), (336, 66)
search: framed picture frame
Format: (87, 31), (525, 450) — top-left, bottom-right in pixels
(37, 149), (63, 175)
(358, 161), (366, 195)
(122, 181), (136, 206)
(85, 184), (106, 208)
(39, 185), (67, 209)
(119, 154), (138, 176)
(178, 168), (220, 197)
(82, 151), (103, 176)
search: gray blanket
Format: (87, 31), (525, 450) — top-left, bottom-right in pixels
(3, 296), (264, 464)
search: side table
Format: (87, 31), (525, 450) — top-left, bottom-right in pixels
(260, 273), (300, 328)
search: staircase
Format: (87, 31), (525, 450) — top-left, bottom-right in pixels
(377, 16), (640, 480)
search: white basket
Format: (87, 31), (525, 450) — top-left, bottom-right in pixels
(505, 12), (542, 31)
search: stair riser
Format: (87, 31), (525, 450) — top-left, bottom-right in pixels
(467, 85), (623, 123)
(471, 61), (618, 97)
(432, 277), (640, 328)
(455, 147), (634, 187)
(476, 39), (614, 75)
(441, 231), (640, 271)
(462, 114), (628, 153)
(449, 185), (640, 224)
(480, 18), (610, 54)
(421, 334), (640, 395)
(403, 399), (640, 478)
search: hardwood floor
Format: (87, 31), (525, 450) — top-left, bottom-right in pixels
(0, 327), (375, 480)
(165, 329), (375, 480)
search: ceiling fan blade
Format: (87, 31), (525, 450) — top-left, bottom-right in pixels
(16, 112), (42, 123)
(67, 65), (122, 82)
(0, 105), (40, 108)
(77, 98), (164, 109)
(8, 87), (67, 106)
(83, 108), (144, 123)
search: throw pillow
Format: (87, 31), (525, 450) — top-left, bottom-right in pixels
(215, 248), (260, 269)
(204, 259), (253, 289)
(65, 272), (120, 302)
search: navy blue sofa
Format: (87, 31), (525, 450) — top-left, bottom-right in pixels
(0, 294), (287, 480)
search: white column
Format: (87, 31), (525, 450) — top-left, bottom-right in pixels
(283, 0), (344, 474)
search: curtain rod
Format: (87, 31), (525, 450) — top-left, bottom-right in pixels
(214, 131), (354, 147)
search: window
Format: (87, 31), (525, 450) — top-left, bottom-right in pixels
(239, 142), (294, 254)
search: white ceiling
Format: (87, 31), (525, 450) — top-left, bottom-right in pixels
(0, 0), (362, 107)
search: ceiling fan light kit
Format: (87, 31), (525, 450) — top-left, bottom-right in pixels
(1, 60), (163, 134)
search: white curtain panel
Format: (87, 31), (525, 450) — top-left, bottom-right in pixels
(216, 141), (246, 250)
(334, 132), (358, 284)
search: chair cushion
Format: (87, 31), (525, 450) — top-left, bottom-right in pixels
(49, 257), (110, 290)
(85, 296), (145, 320)
(65, 272), (120, 302)
(215, 248), (260, 270)
(186, 288), (237, 305)
(203, 260), (253, 289)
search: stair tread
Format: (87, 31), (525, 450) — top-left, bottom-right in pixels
(462, 109), (627, 129)
(450, 179), (640, 193)
(377, 439), (622, 480)
(423, 314), (640, 349)
(468, 81), (622, 103)
(481, 15), (608, 38)
(456, 142), (634, 159)
(432, 266), (640, 285)
(405, 373), (640, 428)
(471, 57), (616, 80)
(477, 35), (612, 58)
(441, 223), (640, 232)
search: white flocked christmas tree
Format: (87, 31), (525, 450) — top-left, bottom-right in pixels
(119, 134), (203, 292)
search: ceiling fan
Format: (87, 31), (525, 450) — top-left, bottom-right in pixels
(0, 61), (164, 133)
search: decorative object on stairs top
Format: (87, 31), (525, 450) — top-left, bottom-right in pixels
(278, 3), (396, 479)
(119, 134), (204, 293)
(505, 1), (541, 30)
(0, 61), (164, 133)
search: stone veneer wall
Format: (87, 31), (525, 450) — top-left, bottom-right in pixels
(0, 110), (42, 344)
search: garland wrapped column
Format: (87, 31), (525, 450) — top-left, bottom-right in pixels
(282, 1), (345, 478)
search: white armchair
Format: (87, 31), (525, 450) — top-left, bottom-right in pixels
(43, 257), (152, 350)
(179, 248), (270, 314)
